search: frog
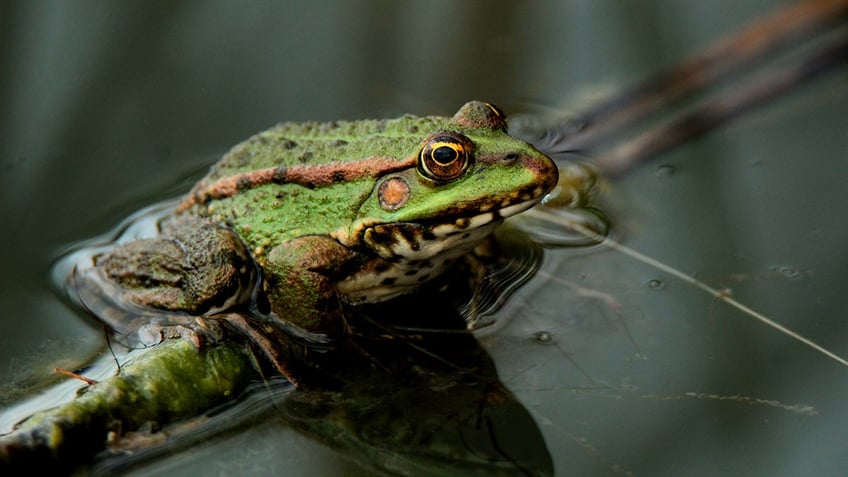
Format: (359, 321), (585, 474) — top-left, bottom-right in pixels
(75, 101), (559, 385)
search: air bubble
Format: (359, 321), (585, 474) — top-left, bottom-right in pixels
(647, 279), (663, 289)
(772, 265), (804, 281)
(655, 164), (676, 177)
(534, 331), (553, 343)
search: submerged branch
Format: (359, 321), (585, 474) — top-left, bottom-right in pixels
(595, 29), (848, 175)
(533, 0), (848, 176)
(0, 338), (256, 473)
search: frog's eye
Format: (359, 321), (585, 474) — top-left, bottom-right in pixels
(418, 134), (473, 183)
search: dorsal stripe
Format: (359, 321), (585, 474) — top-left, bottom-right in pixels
(177, 155), (415, 211)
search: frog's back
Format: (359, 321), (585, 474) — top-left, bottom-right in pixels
(179, 114), (452, 255)
(208, 115), (447, 177)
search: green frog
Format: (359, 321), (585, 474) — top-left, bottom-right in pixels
(77, 101), (558, 383)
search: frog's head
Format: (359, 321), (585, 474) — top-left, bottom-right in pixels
(351, 101), (558, 262)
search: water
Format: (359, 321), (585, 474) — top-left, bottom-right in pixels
(2, 1), (848, 475)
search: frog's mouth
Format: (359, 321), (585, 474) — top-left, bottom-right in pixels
(334, 191), (545, 305)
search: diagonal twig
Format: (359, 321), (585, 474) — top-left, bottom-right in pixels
(534, 0), (848, 175)
(595, 29), (848, 175)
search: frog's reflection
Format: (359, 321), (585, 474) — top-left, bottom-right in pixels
(284, 292), (554, 476)
(94, 284), (553, 476)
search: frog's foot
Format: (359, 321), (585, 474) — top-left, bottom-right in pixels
(218, 313), (314, 388)
(126, 313), (313, 387)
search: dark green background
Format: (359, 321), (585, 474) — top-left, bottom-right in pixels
(2, 1), (847, 475)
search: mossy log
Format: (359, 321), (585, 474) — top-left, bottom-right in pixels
(0, 338), (256, 472)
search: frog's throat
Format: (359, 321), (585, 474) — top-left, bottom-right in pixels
(176, 155), (416, 212)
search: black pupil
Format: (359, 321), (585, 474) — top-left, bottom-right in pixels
(432, 145), (457, 164)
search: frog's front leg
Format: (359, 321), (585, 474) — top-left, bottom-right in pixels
(262, 235), (359, 340)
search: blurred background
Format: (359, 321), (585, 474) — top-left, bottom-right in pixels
(1, 1), (847, 475)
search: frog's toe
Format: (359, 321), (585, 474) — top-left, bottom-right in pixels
(134, 316), (225, 348)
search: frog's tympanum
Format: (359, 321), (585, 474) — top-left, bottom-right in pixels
(77, 101), (559, 384)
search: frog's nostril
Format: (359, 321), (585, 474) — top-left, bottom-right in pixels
(504, 153), (519, 161)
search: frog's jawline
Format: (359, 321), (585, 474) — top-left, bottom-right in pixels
(335, 198), (539, 305)
(352, 194), (539, 251)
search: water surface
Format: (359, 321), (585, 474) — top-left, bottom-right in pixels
(2, 1), (847, 475)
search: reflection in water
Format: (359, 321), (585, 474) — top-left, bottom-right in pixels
(284, 295), (555, 476)
(91, 291), (554, 476)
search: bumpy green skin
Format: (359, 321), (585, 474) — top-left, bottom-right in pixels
(0, 338), (255, 470)
(188, 105), (551, 254)
(166, 102), (557, 333)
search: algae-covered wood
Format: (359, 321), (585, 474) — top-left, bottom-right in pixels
(0, 338), (255, 472)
